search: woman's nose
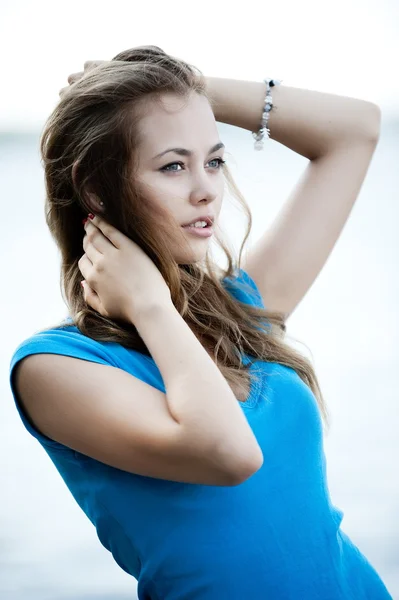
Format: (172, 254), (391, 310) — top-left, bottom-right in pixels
(189, 187), (218, 205)
(189, 174), (219, 204)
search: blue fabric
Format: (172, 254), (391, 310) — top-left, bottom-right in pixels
(9, 268), (392, 599)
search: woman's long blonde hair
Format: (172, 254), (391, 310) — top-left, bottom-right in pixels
(40, 45), (329, 429)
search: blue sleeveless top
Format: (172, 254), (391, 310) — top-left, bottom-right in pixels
(9, 268), (392, 599)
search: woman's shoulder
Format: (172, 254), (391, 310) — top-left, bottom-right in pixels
(10, 318), (120, 372)
(9, 317), (162, 386)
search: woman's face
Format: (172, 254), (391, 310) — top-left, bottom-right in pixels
(135, 91), (225, 264)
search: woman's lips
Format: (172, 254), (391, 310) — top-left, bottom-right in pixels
(181, 225), (214, 238)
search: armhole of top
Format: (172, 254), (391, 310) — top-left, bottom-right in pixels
(237, 268), (265, 308)
(223, 267), (265, 310)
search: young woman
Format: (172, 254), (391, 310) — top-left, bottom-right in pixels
(9, 46), (392, 598)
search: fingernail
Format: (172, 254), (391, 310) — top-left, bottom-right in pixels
(82, 218), (88, 225)
(88, 213), (95, 220)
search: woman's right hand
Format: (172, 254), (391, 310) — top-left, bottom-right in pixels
(59, 60), (106, 98)
(78, 214), (173, 322)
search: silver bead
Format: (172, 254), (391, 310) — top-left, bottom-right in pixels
(261, 113), (269, 127)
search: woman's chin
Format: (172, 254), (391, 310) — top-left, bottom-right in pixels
(172, 236), (210, 264)
(176, 254), (205, 265)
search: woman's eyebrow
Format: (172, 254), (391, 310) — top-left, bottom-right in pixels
(153, 142), (225, 160)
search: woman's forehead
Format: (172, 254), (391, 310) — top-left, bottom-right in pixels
(137, 93), (218, 156)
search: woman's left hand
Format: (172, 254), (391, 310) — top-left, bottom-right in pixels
(58, 60), (105, 98)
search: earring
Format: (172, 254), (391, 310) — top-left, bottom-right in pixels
(99, 201), (104, 206)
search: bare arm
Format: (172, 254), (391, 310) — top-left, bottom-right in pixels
(133, 303), (263, 475)
(15, 303), (262, 486)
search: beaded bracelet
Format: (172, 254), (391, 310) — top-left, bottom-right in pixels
(252, 78), (282, 150)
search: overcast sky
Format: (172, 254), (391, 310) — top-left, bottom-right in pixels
(0, 0), (398, 133)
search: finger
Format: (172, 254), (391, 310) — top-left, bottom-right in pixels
(87, 215), (122, 249)
(81, 281), (102, 313)
(78, 253), (93, 281)
(67, 71), (84, 84)
(84, 60), (106, 72)
(59, 85), (71, 98)
(83, 233), (104, 264)
(84, 220), (116, 254)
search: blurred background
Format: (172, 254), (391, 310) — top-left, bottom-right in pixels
(1, 0), (398, 598)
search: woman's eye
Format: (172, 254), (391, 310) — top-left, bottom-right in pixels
(160, 158), (226, 173)
(208, 158), (226, 169)
(161, 162), (184, 172)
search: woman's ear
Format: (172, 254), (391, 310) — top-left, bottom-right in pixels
(86, 192), (105, 214)
(71, 161), (80, 189)
(72, 161), (105, 215)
